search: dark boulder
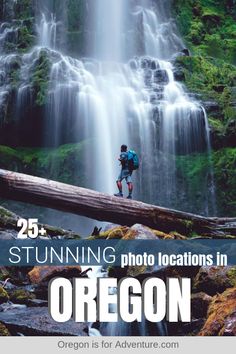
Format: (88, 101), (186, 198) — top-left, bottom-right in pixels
(193, 266), (236, 296)
(191, 292), (212, 318)
(154, 69), (169, 84)
(173, 68), (185, 81)
(0, 307), (88, 336)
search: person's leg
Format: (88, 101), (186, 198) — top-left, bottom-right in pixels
(114, 174), (123, 197)
(117, 180), (123, 193)
(126, 174), (133, 199)
(127, 182), (133, 198)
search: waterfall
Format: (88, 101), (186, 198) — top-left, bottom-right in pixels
(0, 0), (216, 217)
(37, 13), (57, 49)
(37, 0), (215, 214)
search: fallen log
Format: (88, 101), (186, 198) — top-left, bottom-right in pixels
(0, 169), (235, 236)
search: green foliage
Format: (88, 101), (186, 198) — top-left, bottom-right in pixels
(66, 0), (87, 56)
(31, 50), (51, 106)
(13, 0), (34, 20)
(67, 0), (86, 32)
(17, 25), (35, 52)
(0, 145), (21, 170)
(0, 286), (9, 304)
(0, 141), (90, 187)
(175, 54), (236, 146)
(173, 0), (236, 64)
(212, 147), (236, 215)
(176, 149), (236, 216)
(227, 267), (236, 286)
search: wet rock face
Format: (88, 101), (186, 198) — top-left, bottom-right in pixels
(199, 287), (236, 336)
(0, 307), (88, 336)
(154, 69), (169, 84)
(193, 266), (236, 296)
(0, 229), (17, 240)
(173, 67), (185, 81)
(28, 266), (82, 284)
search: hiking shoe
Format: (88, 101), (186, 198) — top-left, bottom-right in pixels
(114, 193), (123, 197)
(127, 195), (132, 199)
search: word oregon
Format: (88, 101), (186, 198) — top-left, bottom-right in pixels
(49, 277), (191, 323)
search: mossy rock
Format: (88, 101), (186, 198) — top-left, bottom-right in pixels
(169, 231), (187, 240)
(0, 322), (10, 336)
(122, 229), (137, 240)
(151, 229), (169, 238)
(151, 229), (187, 239)
(28, 266), (82, 284)
(107, 226), (129, 239)
(0, 267), (10, 281)
(122, 224), (157, 240)
(193, 266), (236, 295)
(9, 289), (36, 305)
(127, 265), (147, 277)
(227, 267), (236, 286)
(199, 287), (236, 335)
(0, 287), (9, 304)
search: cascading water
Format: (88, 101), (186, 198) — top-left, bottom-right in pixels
(0, 0), (216, 222)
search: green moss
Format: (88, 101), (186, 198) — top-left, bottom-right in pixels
(0, 141), (90, 187)
(0, 322), (10, 336)
(174, 54), (236, 148)
(0, 207), (15, 218)
(0, 145), (21, 170)
(176, 148), (236, 216)
(181, 220), (193, 233)
(212, 148), (236, 215)
(67, 0), (87, 32)
(13, 0), (34, 20)
(227, 267), (236, 286)
(17, 26), (35, 52)
(175, 56), (236, 97)
(173, 0), (236, 64)
(31, 50), (51, 106)
(9, 289), (35, 304)
(0, 287), (9, 304)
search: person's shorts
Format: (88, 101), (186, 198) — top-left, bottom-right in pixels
(117, 169), (132, 183)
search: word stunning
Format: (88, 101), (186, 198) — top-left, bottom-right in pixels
(49, 277), (191, 323)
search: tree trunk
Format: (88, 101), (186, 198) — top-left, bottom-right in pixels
(0, 169), (235, 236)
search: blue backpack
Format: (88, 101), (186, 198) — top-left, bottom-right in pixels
(127, 150), (139, 171)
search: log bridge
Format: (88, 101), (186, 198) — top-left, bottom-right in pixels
(0, 169), (235, 237)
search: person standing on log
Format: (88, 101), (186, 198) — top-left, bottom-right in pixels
(114, 144), (139, 199)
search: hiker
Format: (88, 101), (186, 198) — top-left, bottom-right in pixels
(114, 144), (139, 199)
